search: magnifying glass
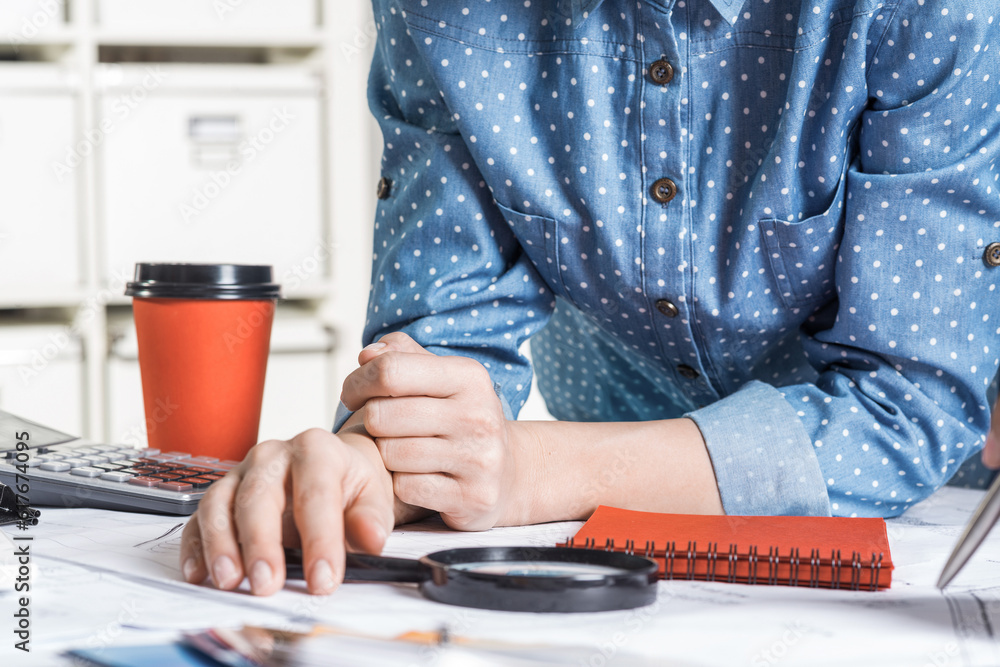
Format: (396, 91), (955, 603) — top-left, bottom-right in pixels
(284, 546), (658, 613)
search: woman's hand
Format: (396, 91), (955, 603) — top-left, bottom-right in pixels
(179, 427), (405, 596)
(340, 332), (536, 531)
(985, 394), (1000, 469)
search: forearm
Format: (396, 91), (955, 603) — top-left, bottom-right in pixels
(506, 418), (723, 525)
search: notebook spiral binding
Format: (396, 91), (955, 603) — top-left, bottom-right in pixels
(563, 537), (886, 591)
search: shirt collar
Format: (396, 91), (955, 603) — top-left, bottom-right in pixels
(561, 0), (747, 26)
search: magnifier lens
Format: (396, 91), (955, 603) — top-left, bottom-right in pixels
(451, 560), (628, 577)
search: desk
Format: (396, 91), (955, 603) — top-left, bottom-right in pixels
(2, 487), (999, 666)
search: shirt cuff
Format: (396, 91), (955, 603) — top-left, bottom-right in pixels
(332, 400), (351, 432)
(685, 380), (832, 517)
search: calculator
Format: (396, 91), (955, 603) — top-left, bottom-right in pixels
(0, 411), (233, 516)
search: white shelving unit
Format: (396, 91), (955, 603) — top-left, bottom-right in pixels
(0, 0), (381, 442)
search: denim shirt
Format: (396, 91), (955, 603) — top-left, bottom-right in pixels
(358, 0), (1000, 517)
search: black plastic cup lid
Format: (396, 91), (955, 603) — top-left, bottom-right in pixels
(124, 263), (281, 300)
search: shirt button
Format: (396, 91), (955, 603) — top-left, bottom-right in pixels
(376, 176), (392, 200)
(655, 299), (679, 317)
(677, 364), (700, 380)
(984, 242), (1000, 267)
(650, 178), (677, 204)
(649, 59), (674, 85)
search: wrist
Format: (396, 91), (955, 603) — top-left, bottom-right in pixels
(500, 420), (546, 526)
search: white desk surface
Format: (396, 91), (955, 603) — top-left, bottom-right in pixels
(2, 486), (998, 666)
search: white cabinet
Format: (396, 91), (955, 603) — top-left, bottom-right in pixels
(0, 66), (79, 292)
(0, 0), (65, 36)
(0, 323), (84, 436)
(97, 66), (325, 295)
(107, 309), (335, 447)
(96, 0), (316, 34)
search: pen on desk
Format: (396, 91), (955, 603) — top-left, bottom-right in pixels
(937, 474), (1000, 589)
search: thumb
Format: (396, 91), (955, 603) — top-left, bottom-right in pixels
(358, 331), (434, 365)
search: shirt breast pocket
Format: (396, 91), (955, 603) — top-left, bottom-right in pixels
(758, 212), (842, 311)
(493, 200), (563, 295)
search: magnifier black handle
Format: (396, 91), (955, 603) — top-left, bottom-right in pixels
(284, 548), (429, 584)
(344, 552), (430, 583)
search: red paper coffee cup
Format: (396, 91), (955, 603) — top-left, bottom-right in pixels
(125, 263), (281, 461)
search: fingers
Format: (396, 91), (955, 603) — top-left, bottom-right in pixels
(375, 436), (456, 474)
(342, 477), (394, 556)
(341, 352), (477, 411)
(984, 396), (1000, 469)
(288, 429), (348, 595)
(364, 395), (461, 438)
(180, 513), (208, 584)
(984, 432), (1000, 469)
(184, 470), (245, 590)
(233, 441), (292, 595)
(393, 472), (463, 515)
(357, 331), (432, 366)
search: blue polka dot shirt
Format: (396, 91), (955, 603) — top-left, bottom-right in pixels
(357, 0), (1000, 518)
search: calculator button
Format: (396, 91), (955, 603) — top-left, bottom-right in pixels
(94, 464), (124, 471)
(186, 466), (215, 474)
(61, 458), (91, 468)
(40, 462), (72, 472)
(100, 472), (134, 483)
(158, 481), (193, 492)
(82, 455), (110, 464)
(72, 448), (99, 455)
(70, 467), (104, 478)
(162, 451), (192, 458)
(179, 477), (214, 489)
(212, 462), (238, 471)
(38, 454), (66, 461)
(189, 456), (219, 464)
(129, 476), (162, 487)
(151, 473), (184, 481)
(21, 459), (42, 468)
(201, 474), (224, 481)
(110, 460), (136, 467)
(89, 445), (116, 452)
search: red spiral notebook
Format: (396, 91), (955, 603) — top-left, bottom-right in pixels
(562, 507), (893, 591)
